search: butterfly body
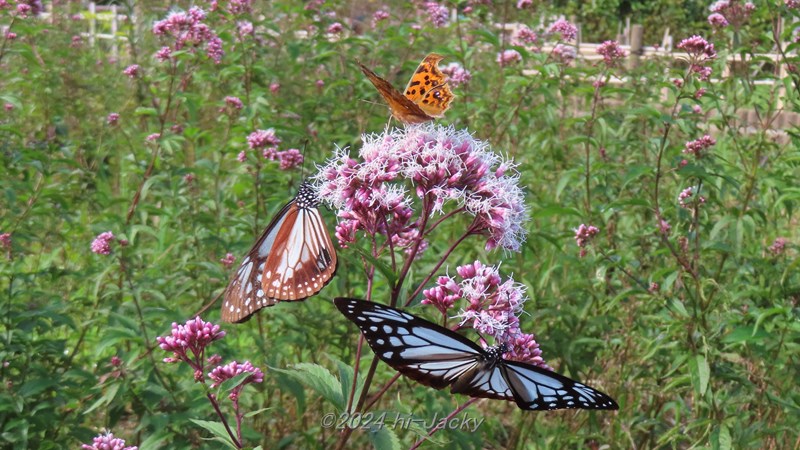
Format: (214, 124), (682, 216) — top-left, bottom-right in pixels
(358, 53), (454, 125)
(221, 182), (337, 323)
(334, 298), (618, 411)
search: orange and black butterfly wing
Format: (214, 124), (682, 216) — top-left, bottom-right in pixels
(358, 62), (434, 125)
(221, 181), (337, 323)
(402, 53), (454, 118)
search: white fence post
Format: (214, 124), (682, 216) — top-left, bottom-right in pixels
(88, 2), (96, 47)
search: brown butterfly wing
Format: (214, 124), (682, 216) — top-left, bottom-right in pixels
(402, 53), (454, 118)
(358, 62), (434, 125)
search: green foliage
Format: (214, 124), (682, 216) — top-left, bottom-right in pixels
(2, 1), (800, 449)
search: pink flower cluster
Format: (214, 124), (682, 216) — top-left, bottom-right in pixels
(683, 135), (716, 158)
(220, 252), (235, 268)
(157, 317), (226, 371)
(81, 431), (137, 450)
(314, 124), (529, 252)
(278, 148), (304, 170)
(107, 113), (120, 126)
(552, 44), (576, 64)
(548, 19), (578, 42)
(423, 2), (449, 28)
(678, 186), (706, 208)
(516, 0), (532, 8)
(372, 10), (390, 27)
(709, 0), (755, 29)
(327, 22), (343, 34)
(224, 96), (243, 110)
(574, 224), (599, 249)
(512, 25), (539, 47)
(211, 0), (252, 15)
(208, 360), (264, 399)
(423, 261), (548, 368)
(788, 0), (800, 9)
(11, 0), (42, 18)
(441, 62), (471, 87)
(677, 35), (716, 81)
(152, 7), (224, 64)
(91, 231), (115, 255)
(0, 232), (10, 249)
(247, 128), (281, 149)
(596, 40), (626, 67)
(496, 49), (522, 67)
(768, 237), (787, 255)
(122, 65), (140, 79)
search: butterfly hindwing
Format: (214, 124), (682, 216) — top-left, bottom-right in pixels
(500, 360), (619, 410)
(334, 298), (618, 410)
(221, 182), (337, 323)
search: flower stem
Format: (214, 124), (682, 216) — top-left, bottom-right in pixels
(409, 398), (479, 450)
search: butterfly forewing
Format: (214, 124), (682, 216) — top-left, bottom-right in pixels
(334, 298), (619, 411)
(358, 62), (434, 125)
(402, 53), (454, 118)
(221, 182), (337, 323)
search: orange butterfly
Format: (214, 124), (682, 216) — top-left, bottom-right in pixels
(358, 53), (455, 125)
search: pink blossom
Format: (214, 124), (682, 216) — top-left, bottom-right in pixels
(269, 83), (280, 94)
(596, 40), (626, 67)
(183, 173), (196, 184)
(327, 22), (343, 34)
(152, 7), (224, 63)
(315, 124), (528, 252)
(709, 0), (755, 29)
(278, 149), (304, 170)
(372, 10), (390, 27)
(225, 96), (243, 110)
(237, 21), (253, 37)
(552, 44), (576, 64)
(648, 283), (659, 293)
(0, 233), (10, 249)
(208, 360), (264, 389)
(496, 49), (522, 67)
(512, 25), (539, 47)
(81, 431), (137, 450)
(237, 151), (247, 162)
(220, 252), (235, 268)
(708, 13), (729, 27)
(155, 46), (172, 62)
(788, 0), (800, 9)
(247, 129), (281, 149)
(768, 237), (788, 255)
(673, 78), (684, 88)
(424, 261), (548, 368)
(4, 103), (13, 112)
(316, 79), (325, 88)
(156, 316), (226, 370)
(695, 88), (706, 98)
(574, 224), (600, 248)
(107, 113), (120, 125)
(441, 62), (471, 87)
(683, 135), (716, 158)
(123, 64), (140, 78)
(146, 133), (161, 142)
(226, 0), (252, 15)
(516, 0), (532, 8)
(678, 186), (706, 208)
(593, 79), (606, 88)
(677, 35), (717, 60)
(262, 147), (278, 160)
(91, 232), (115, 255)
(5, 32), (16, 40)
(659, 219), (671, 234)
(70, 35), (82, 48)
(692, 104), (702, 114)
(110, 356), (123, 367)
(548, 19), (578, 42)
(423, 2), (449, 28)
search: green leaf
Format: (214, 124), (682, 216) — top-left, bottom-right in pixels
(189, 419), (238, 449)
(367, 425), (401, 450)
(271, 363), (344, 410)
(691, 355), (710, 397)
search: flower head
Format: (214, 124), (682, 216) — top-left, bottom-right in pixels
(512, 25), (540, 47)
(768, 237), (787, 255)
(596, 40), (627, 67)
(678, 186), (706, 208)
(81, 431), (137, 450)
(552, 44), (576, 64)
(0, 233), (11, 249)
(156, 317), (225, 370)
(91, 232), (115, 255)
(372, 10), (390, 27)
(496, 49), (522, 67)
(107, 113), (120, 125)
(314, 124), (529, 252)
(123, 65), (140, 78)
(709, 0), (755, 29)
(327, 22), (343, 34)
(220, 252), (235, 268)
(548, 19), (578, 42)
(247, 129), (281, 149)
(441, 62), (471, 87)
(225, 96), (243, 110)
(278, 149), (304, 170)
(208, 360), (264, 389)
(423, 2), (449, 28)
(152, 7), (224, 63)
(683, 135), (716, 158)
(574, 224), (599, 248)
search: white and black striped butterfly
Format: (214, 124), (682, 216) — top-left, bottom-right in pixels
(221, 181), (337, 323)
(334, 297), (618, 411)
